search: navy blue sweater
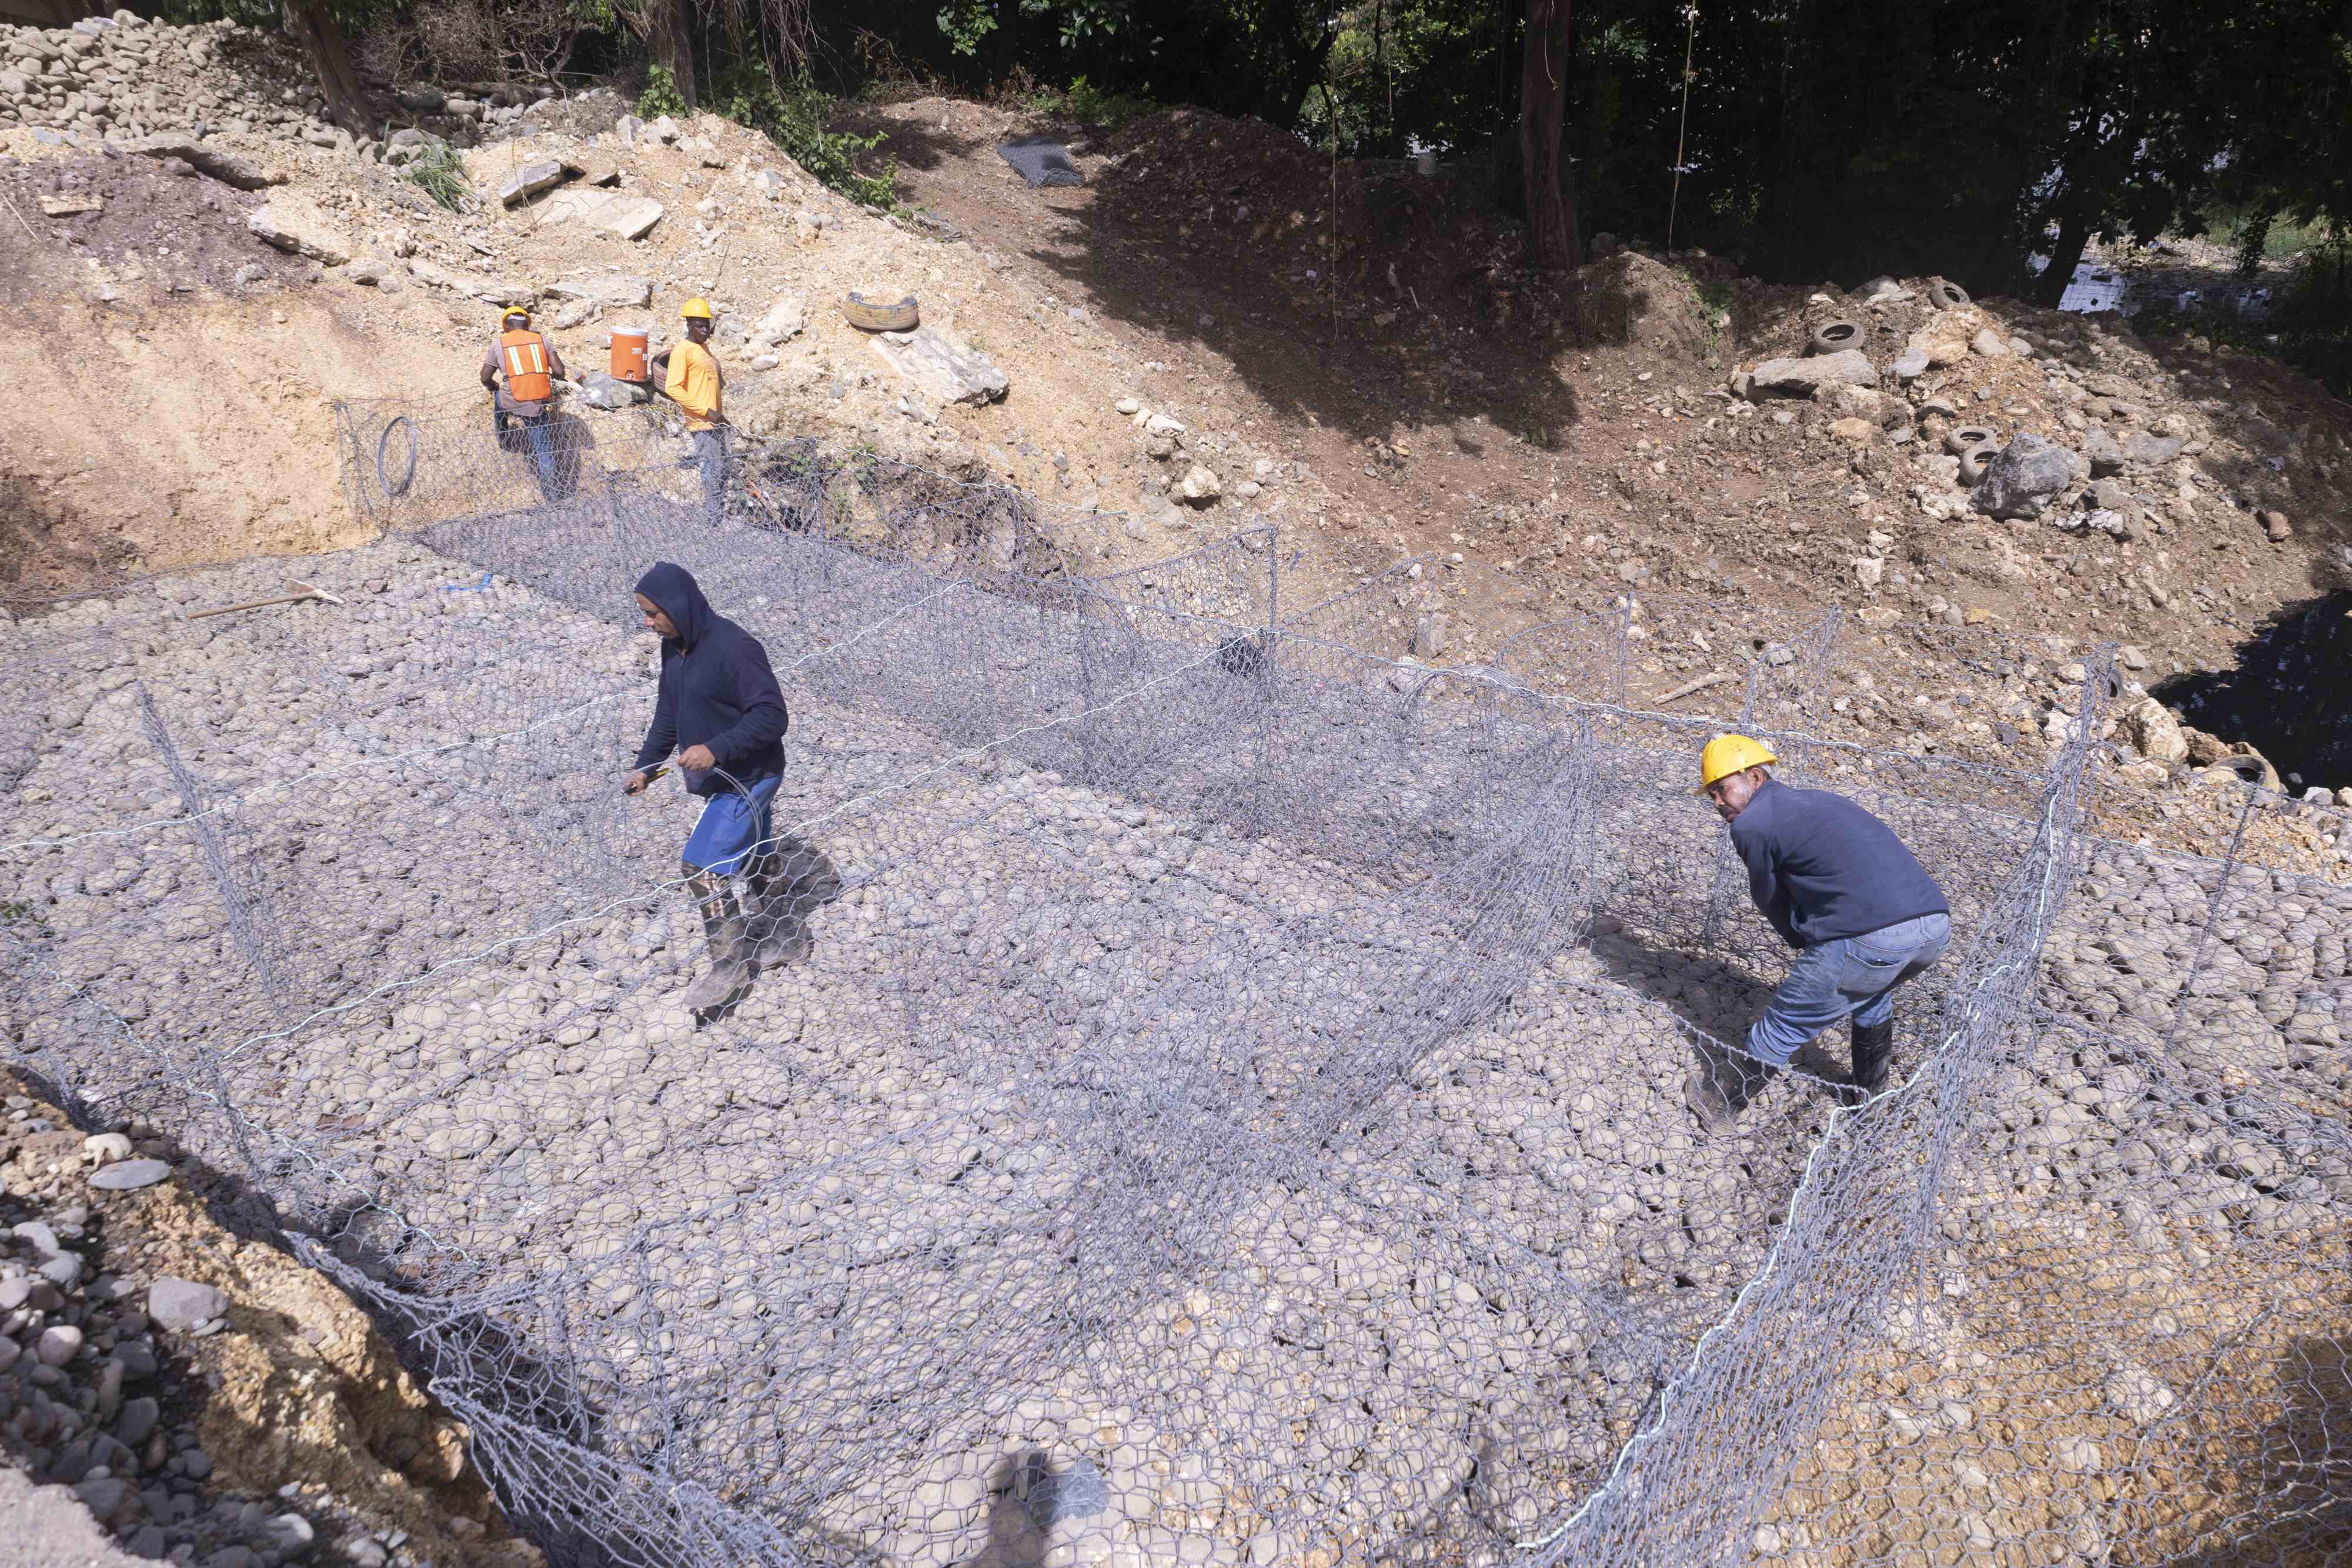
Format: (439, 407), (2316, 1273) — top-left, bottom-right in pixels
(630, 563), (788, 797)
(1728, 780), (1947, 950)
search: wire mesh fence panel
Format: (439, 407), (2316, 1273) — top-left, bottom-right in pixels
(338, 398), (677, 536)
(4, 407), (2348, 1568)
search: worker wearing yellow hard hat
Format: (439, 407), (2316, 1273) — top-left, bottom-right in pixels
(1686, 733), (1952, 1134)
(480, 296), (567, 500)
(653, 296), (730, 526)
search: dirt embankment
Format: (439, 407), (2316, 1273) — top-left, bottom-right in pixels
(0, 17), (2347, 795)
(2, 1069), (540, 1567)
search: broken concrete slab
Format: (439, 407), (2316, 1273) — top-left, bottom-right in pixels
(246, 194), (349, 265)
(404, 258), (477, 295)
(1745, 349), (1876, 398)
(547, 273), (654, 309)
(499, 159), (567, 206)
(532, 187), (664, 240)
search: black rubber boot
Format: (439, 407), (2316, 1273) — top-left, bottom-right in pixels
(1847, 1017), (1896, 1102)
(742, 834), (841, 968)
(1686, 1045), (1778, 1137)
(680, 867), (753, 1016)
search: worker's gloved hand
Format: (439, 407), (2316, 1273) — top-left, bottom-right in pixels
(623, 770), (650, 796)
(677, 744), (717, 773)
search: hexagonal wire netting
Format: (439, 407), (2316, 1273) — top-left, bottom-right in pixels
(0, 400), (2344, 1568)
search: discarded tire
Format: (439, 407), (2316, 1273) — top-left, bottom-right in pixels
(376, 416), (417, 498)
(1807, 319), (1863, 355)
(844, 292), (920, 332)
(1958, 442), (2000, 485)
(1945, 424), (1999, 457)
(1927, 279), (1971, 310)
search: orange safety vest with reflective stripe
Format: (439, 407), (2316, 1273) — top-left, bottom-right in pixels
(497, 329), (554, 404)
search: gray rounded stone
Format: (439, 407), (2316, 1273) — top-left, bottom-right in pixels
(147, 1276), (228, 1331)
(90, 1158), (172, 1191)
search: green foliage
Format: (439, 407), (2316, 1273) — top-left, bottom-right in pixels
(939, 0), (1130, 56)
(402, 142), (472, 212)
(1020, 75), (1149, 127)
(1692, 276), (1735, 360)
(709, 65), (900, 210)
(637, 61), (689, 119)
(938, 0), (1000, 57)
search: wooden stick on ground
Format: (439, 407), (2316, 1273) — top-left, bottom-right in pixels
(185, 580), (346, 621)
(0, 189), (36, 240)
(1652, 670), (1740, 707)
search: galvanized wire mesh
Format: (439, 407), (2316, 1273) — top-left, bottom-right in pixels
(0, 402), (2345, 1568)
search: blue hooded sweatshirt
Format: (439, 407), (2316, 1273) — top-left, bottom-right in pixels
(1728, 779), (1948, 950)
(631, 562), (789, 797)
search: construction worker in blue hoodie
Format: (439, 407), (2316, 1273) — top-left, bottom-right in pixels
(1685, 734), (1952, 1135)
(624, 561), (837, 1015)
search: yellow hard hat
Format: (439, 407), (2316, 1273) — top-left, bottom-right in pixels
(501, 303), (532, 322)
(1696, 733), (1777, 793)
(680, 296), (714, 320)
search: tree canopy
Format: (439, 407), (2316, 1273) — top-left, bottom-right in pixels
(182, 0), (2350, 303)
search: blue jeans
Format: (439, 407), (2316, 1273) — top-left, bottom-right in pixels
(681, 774), (779, 877)
(499, 407), (560, 497)
(1747, 912), (1951, 1067)
(693, 428), (730, 526)
(521, 415), (558, 496)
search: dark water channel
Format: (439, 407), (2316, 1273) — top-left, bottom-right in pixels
(2155, 591), (2352, 794)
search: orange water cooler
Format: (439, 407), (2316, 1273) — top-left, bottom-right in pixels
(609, 326), (649, 383)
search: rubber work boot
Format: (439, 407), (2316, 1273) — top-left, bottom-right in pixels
(1847, 1017), (1897, 1101)
(742, 834), (843, 968)
(1685, 1043), (1777, 1137)
(679, 868), (753, 1015)
(740, 851), (808, 968)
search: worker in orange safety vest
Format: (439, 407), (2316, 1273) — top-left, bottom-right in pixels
(480, 304), (569, 500)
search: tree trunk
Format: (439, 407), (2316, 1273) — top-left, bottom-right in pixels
(284, 0), (368, 132)
(1519, 0), (1580, 270)
(2036, 202), (2093, 309)
(648, 0), (699, 111)
(1273, 22), (1338, 130)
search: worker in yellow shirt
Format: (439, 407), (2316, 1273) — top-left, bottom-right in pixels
(656, 297), (729, 526)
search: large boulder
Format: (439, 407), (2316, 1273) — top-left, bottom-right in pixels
(869, 327), (1008, 407)
(1176, 463), (1222, 504)
(579, 371), (651, 410)
(2083, 429), (2126, 477)
(1746, 349), (1876, 399)
(2122, 698), (2189, 766)
(747, 294), (808, 352)
(1970, 432), (2082, 520)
